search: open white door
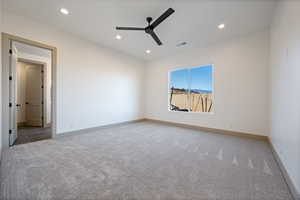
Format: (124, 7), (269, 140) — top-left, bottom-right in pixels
(9, 45), (18, 146)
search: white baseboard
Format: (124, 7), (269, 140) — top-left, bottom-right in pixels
(55, 118), (146, 138)
(269, 141), (300, 200)
(145, 118), (268, 141)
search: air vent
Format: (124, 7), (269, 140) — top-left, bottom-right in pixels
(176, 42), (187, 47)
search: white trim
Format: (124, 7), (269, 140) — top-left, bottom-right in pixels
(55, 119), (145, 138)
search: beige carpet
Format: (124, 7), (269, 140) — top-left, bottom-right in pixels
(15, 126), (52, 145)
(0, 121), (293, 200)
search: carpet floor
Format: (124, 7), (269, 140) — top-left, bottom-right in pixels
(15, 126), (52, 145)
(0, 121), (292, 200)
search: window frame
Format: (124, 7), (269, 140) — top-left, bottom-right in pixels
(167, 64), (215, 114)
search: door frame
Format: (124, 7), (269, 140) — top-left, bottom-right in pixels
(1, 33), (57, 148)
(18, 58), (48, 128)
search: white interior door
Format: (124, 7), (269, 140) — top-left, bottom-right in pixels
(25, 64), (43, 127)
(16, 62), (27, 125)
(9, 46), (18, 146)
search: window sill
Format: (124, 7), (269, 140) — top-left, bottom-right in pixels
(168, 110), (214, 115)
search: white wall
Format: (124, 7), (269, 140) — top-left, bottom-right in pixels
(269, 1), (300, 196)
(2, 11), (145, 135)
(145, 31), (270, 136)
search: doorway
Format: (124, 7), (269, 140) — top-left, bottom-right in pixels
(1, 33), (57, 148)
(15, 59), (51, 145)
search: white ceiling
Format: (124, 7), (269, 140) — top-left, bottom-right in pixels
(4, 0), (276, 61)
(13, 41), (52, 58)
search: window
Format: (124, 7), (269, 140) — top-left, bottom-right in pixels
(169, 65), (213, 113)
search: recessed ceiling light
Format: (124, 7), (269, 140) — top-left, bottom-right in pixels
(218, 24), (225, 29)
(146, 50), (151, 54)
(115, 35), (122, 40)
(60, 8), (69, 15)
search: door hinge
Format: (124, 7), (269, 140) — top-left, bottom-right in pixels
(9, 103), (12, 107)
(9, 129), (12, 134)
(41, 101), (44, 104)
(41, 70), (44, 73)
(9, 76), (12, 81)
(9, 49), (12, 54)
(41, 85), (44, 89)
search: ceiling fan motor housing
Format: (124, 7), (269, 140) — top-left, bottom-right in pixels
(146, 17), (153, 33)
(146, 17), (153, 24)
(145, 27), (152, 34)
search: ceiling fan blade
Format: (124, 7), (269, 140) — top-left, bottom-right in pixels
(116, 27), (145, 31)
(151, 8), (175, 29)
(150, 31), (162, 45)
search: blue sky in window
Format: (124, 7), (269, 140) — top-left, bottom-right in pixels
(170, 65), (213, 92)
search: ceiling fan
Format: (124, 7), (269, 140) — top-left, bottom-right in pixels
(116, 8), (175, 46)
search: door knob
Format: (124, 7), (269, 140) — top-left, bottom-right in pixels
(26, 102), (29, 104)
